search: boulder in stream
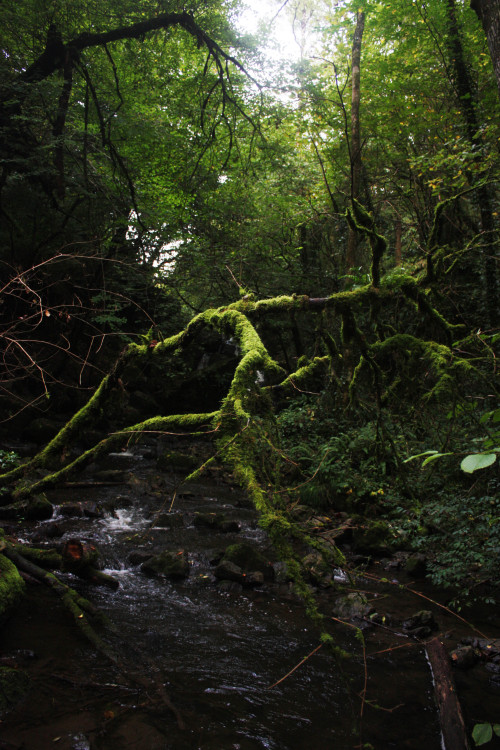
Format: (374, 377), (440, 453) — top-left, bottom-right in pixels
(302, 551), (332, 587)
(193, 512), (240, 533)
(450, 645), (480, 669)
(0, 494), (53, 522)
(214, 559), (245, 584)
(332, 592), (373, 622)
(154, 512), (185, 528)
(221, 542), (274, 581)
(402, 610), (438, 638)
(141, 549), (190, 580)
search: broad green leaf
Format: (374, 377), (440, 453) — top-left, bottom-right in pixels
(472, 723), (493, 746)
(461, 454), (497, 474)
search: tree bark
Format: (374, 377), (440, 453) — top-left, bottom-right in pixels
(446, 0), (498, 325)
(471, 0), (500, 98)
(346, 10), (365, 275)
(426, 637), (471, 750)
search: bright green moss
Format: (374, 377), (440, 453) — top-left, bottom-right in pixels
(0, 554), (25, 621)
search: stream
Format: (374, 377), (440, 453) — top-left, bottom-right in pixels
(1, 442), (499, 750)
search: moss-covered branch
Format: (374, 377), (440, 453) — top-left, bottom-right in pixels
(346, 199), (387, 288)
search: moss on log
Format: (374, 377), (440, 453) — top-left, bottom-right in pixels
(0, 552), (25, 623)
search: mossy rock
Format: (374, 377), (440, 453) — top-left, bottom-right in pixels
(302, 551), (331, 585)
(157, 451), (199, 473)
(0, 667), (30, 715)
(0, 494), (53, 522)
(0, 554), (25, 623)
(141, 549), (189, 579)
(222, 543), (274, 581)
(352, 519), (395, 556)
(332, 592), (372, 621)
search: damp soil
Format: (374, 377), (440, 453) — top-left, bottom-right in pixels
(1, 444), (499, 750)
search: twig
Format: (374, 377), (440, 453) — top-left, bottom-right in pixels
(267, 644), (323, 689)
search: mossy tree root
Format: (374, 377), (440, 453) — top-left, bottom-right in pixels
(2, 544), (120, 666)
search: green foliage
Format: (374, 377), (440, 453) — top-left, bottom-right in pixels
(472, 723), (500, 747)
(0, 452), (20, 472)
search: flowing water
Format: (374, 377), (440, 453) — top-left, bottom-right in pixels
(1, 444), (499, 750)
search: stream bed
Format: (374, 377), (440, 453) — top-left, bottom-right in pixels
(1, 444), (499, 750)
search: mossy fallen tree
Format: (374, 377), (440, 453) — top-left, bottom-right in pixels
(0, 204), (494, 653)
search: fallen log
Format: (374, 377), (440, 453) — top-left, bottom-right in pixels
(62, 539), (119, 589)
(426, 636), (471, 750)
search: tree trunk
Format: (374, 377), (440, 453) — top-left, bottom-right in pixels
(446, 0), (498, 326)
(346, 10), (365, 275)
(471, 0), (500, 98)
(426, 637), (471, 750)
(395, 218), (402, 266)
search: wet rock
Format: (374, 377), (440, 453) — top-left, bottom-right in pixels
(368, 612), (395, 627)
(217, 580), (243, 594)
(24, 495), (54, 521)
(352, 519), (394, 556)
(405, 554), (428, 578)
(402, 610), (438, 637)
(141, 549), (189, 579)
(244, 571), (265, 587)
(450, 645), (480, 669)
(214, 559), (245, 584)
(332, 592), (372, 621)
(0, 495), (53, 522)
(129, 550), (156, 566)
(273, 561), (292, 583)
(59, 502), (85, 517)
(222, 542), (274, 581)
(31, 522), (64, 541)
(193, 512), (240, 534)
(302, 551), (331, 586)
(154, 512), (185, 528)
(83, 502), (103, 519)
